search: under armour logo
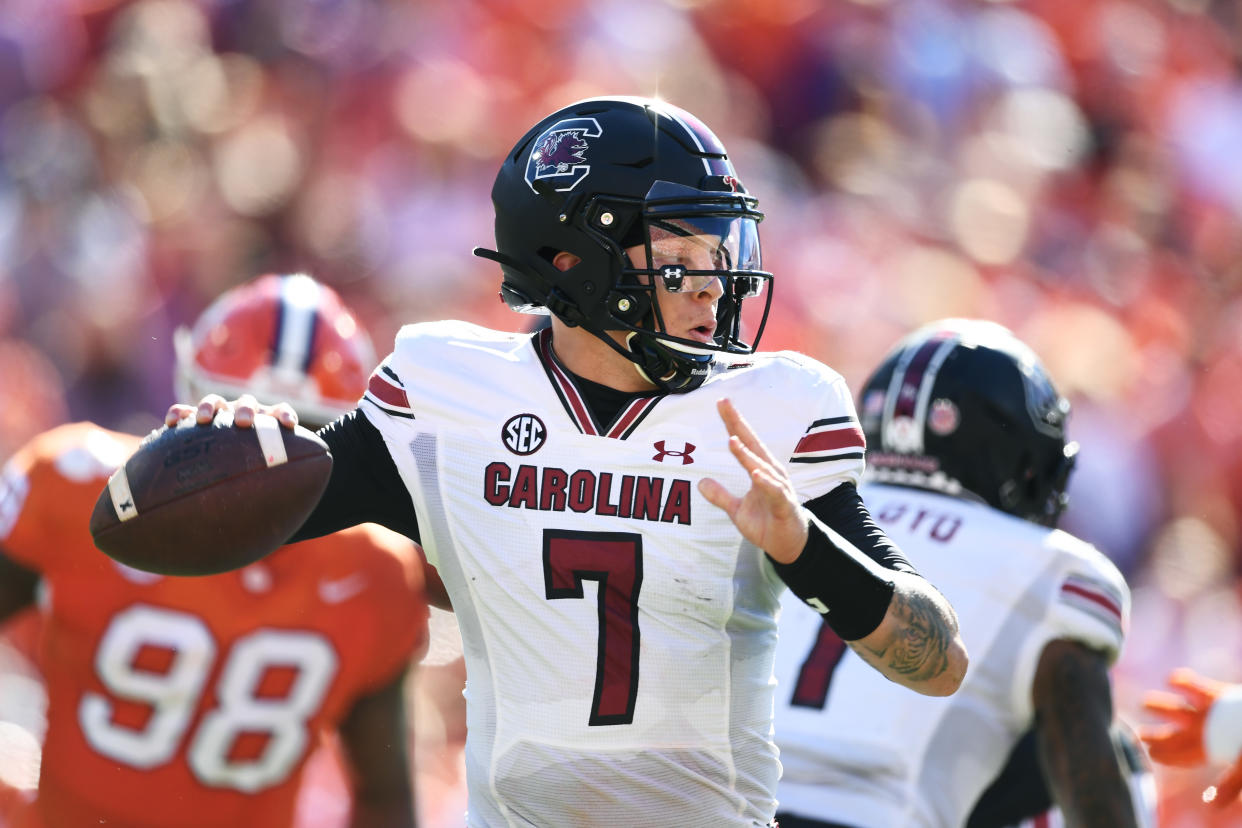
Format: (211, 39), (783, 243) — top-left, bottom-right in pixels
(653, 440), (696, 465)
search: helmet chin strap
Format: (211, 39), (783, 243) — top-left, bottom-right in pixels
(563, 308), (713, 394)
(623, 331), (711, 393)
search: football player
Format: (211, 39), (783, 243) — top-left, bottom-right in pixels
(771, 319), (1141, 828)
(967, 723), (1157, 827)
(0, 274), (433, 827)
(161, 97), (968, 827)
(1141, 667), (1242, 811)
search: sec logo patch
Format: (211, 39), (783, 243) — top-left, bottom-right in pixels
(502, 414), (547, 456)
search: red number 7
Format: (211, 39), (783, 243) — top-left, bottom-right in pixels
(791, 619), (847, 709)
(543, 530), (643, 726)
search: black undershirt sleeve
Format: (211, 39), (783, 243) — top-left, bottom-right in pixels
(288, 409), (421, 544)
(802, 483), (918, 575)
(768, 482), (919, 640)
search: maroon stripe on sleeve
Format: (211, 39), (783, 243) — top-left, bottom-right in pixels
(367, 372), (409, 409)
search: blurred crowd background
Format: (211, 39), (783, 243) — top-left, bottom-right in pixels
(2, 0), (1242, 824)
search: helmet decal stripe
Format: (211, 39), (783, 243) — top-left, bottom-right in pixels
(658, 106), (716, 177)
(890, 335), (950, 420)
(274, 275), (322, 379)
(882, 332), (958, 454)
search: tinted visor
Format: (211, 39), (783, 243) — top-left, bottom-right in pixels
(624, 214), (771, 354)
(637, 215), (762, 277)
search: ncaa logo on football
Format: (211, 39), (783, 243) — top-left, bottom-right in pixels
(525, 117), (602, 194)
(502, 414), (547, 456)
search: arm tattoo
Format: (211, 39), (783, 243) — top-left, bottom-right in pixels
(854, 587), (952, 682)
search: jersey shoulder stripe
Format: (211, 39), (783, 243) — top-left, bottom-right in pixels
(364, 365), (414, 418)
(791, 417), (865, 464)
(1058, 573), (1125, 635)
(724, 350), (865, 488)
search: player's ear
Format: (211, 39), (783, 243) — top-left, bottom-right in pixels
(552, 252), (581, 272)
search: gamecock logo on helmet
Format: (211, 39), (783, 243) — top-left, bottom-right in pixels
(525, 117), (602, 194)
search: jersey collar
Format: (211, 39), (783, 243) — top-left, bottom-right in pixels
(532, 328), (664, 439)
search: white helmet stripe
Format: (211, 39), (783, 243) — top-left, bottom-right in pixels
(881, 333), (960, 455)
(655, 104), (713, 177)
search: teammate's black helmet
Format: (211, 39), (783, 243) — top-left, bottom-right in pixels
(858, 319), (1078, 526)
(474, 96), (772, 393)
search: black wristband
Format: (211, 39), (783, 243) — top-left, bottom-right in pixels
(770, 517), (896, 641)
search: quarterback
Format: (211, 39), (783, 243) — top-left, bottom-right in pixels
(164, 97), (968, 827)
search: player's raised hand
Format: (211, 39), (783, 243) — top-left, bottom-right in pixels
(165, 393), (299, 430)
(1141, 668), (1242, 809)
(1140, 667), (1228, 766)
(698, 398), (808, 564)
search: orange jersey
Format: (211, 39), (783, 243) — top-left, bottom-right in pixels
(0, 423), (429, 828)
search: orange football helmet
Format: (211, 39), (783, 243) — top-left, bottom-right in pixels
(174, 274), (376, 428)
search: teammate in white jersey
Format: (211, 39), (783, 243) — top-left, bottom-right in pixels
(772, 318), (1142, 828)
(157, 97), (968, 827)
(967, 723), (1156, 827)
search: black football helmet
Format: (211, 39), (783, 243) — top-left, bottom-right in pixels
(474, 96), (772, 393)
(858, 319), (1078, 526)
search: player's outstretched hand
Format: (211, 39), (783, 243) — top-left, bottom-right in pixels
(1140, 667), (1242, 808)
(165, 394), (299, 430)
(1140, 667), (1227, 767)
(698, 398), (808, 564)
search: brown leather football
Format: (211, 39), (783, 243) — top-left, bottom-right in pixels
(90, 416), (332, 575)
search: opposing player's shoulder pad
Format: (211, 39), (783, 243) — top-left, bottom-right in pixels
(28, 423), (136, 481)
(323, 523), (424, 588)
(1, 423), (138, 567)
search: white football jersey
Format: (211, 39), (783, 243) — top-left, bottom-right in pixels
(361, 321), (867, 828)
(772, 483), (1130, 828)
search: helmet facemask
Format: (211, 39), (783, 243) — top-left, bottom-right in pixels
(565, 183), (773, 393)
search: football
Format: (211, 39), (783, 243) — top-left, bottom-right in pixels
(90, 414), (333, 576)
